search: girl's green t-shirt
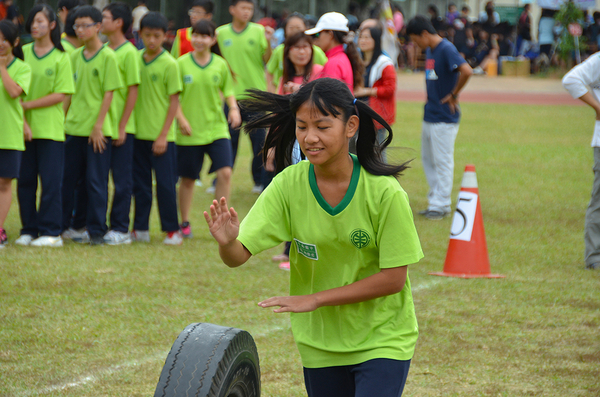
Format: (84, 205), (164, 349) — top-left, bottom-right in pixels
(0, 58), (31, 151)
(110, 41), (141, 136)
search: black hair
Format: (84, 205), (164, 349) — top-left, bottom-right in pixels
(329, 30), (364, 89)
(104, 2), (132, 34)
(241, 78), (409, 177)
(140, 11), (168, 32)
(282, 32), (314, 87)
(406, 15), (437, 36)
(73, 5), (102, 23)
(26, 4), (65, 52)
(64, 5), (79, 37)
(0, 20), (24, 60)
(361, 27), (383, 69)
(427, 4), (439, 18)
(191, 19), (216, 36)
(282, 12), (305, 38)
(462, 5), (470, 13)
(230, 0), (254, 6)
(191, 0), (214, 14)
(57, 0), (85, 11)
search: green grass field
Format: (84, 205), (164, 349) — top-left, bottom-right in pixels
(1, 101), (598, 396)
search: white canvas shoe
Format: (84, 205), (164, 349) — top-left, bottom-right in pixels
(103, 230), (132, 245)
(30, 236), (63, 247)
(15, 234), (34, 246)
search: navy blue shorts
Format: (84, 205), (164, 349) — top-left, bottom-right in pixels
(303, 358), (411, 397)
(177, 139), (233, 179)
(0, 149), (22, 179)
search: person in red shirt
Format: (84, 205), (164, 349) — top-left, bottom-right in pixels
(305, 12), (363, 93)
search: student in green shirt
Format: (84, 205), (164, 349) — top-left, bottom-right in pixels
(0, 20), (31, 248)
(16, 4), (74, 248)
(170, 0), (213, 59)
(62, 6), (123, 246)
(266, 12), (327, 93)
(101, 2), (140, 246)
(175, 19), (240, 239)
(216, 0), (273, 193)
(132, 12), (183, 246)
(204, 78), (423, 397)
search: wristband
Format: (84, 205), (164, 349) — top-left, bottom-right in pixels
(451, 92), (458, 99)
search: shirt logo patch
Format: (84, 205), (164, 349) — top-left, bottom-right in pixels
(183, 74), (193, 84)
(224, 39), (233, 47)
(151, 73), (158, 82)
(294, 238), (318, 260)
(92, 68), (99, 77)
(350, 229), (371, 249)
(212, 75), (219, 83)
(425, 59), (438, 80)
(45, 68), (53, 76)
(248, 39), (255, 46)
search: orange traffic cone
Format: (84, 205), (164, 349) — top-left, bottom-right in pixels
(430, 165), (504, 279)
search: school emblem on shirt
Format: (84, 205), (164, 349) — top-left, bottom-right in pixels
(223, 39), (233, 47)
(212, 75), (219, 83)
(294, 238), (318, 260)
(248, 39), (255, 46)
(73, 72), (78, 82)
(92, 68), (99, 77)
(151, 73), (158, 82)
(183, 74), (193, 84)
(45, 68), (53, 76)
(350, 229), (371, 249)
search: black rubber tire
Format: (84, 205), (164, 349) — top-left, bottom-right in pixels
(154, 323), (261, 397)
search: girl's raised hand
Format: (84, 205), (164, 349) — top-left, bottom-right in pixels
(258, 295), (319, 313)
(203, 197), (240, 246)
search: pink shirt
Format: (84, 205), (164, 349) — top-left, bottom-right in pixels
(319, 45), (354, 93)
(278, 64), (324, 95)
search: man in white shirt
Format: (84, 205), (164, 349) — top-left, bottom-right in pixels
(563, 53), (600, 270)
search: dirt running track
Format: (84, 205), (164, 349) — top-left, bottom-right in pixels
(395, 72), (583, 106)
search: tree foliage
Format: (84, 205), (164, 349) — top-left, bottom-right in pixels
(555, 0), (588, 62)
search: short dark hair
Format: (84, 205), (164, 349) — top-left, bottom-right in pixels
(63, 5), (80, 36)
(140, 11), (168, 32)
(191, 0), (213, 14)
(73, 5), (102, 23)
(57, 0), (85, 11)
(104, 2), (132, 33)
(191, 19), (216, 36)
(406, 15), (436, 35)
(0, 20), (24, 60)
(230, 0), (254, 6)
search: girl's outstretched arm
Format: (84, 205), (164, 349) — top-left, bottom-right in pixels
(258, 266), (408, 313)
(204, 197), (252, 268)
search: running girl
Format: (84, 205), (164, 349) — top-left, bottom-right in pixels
(0, 20), (31, 248)
(16, 5), (74, 247)
(204, 78), (423, 397)
(176, 19), (240, 238)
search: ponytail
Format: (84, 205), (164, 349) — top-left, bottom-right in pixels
(332, 30), (365, 90)
(241, 78), (409, 177)
(0, 20), (24, 60)
(25, 5), (65, 52)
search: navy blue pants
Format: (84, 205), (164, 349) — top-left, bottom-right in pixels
(109, 134), (134, 233)
(17, 140), (64, 237)
(224, 104), (267, 186)
(132, 139), (178, 232)
(71, 178), (88, 230)
(303, 358), (411, 397)
(61, 135), (112, 238)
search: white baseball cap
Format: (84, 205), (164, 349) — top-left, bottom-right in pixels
(305, 12), (349, 35)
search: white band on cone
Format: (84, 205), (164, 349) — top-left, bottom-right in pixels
(461, 171), (478, 188)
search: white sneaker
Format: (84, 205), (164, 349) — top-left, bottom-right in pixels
(251, 184), (263, 194)
(163, 231), (183, 245)
(205, 185), (216, 194)
(195, 180), (203, 187)
(103, 230), (132, 245)
(62, 227), (89, 243)
(31, 236), (63, 247)
(131, 230), (150, 243)
(15, 234), (34, 246)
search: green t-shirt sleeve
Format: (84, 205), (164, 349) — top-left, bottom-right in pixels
(55, 51), (75, 95)
(266, 44), (282, 75)
(313, 45), (328, 66)
(238, 179), (292, 255)
(14, 62), (32, 96)
(103, 52), (123, 92)
(165, 59), (182, 95)
(377, 186), (424, 269)
(258, 25), (268, 55)
(123, 48), (141, 87)
(171, 33), (180, 58)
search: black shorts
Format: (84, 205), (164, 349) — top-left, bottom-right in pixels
(0, 149), (22, 179)
(177, 139), (233, 180)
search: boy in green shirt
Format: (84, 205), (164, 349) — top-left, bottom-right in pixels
(62, 5), (123, 246)
(132, 12), (183, 245)
(216, 0), (273, 193)
(101, 2), (140, 245)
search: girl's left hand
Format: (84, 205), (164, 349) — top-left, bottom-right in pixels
(258, 295), (319, 313)
(228, 107), (241, 128)
(23, 123), (32, 142)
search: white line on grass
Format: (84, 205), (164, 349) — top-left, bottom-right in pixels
(28, 277), (448, 395)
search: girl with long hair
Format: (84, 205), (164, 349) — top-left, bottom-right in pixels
(16, 5), (74, 247)
(204, 78), (422, 396)
(279, 32), (323, 94)
(0, 20), (31, 248)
